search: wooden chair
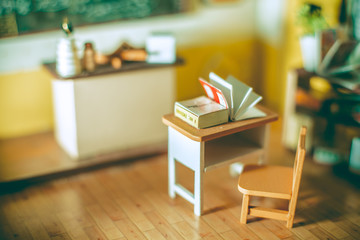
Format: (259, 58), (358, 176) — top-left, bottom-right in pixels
(238, 126), (307, 228)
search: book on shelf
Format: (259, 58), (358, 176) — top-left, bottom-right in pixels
(317, 38), (359, 76)
(316, 29), (337, 65)
(313, 31), (360, 92)
(201, 72), (266, 121)
(174, 96), (228, 129)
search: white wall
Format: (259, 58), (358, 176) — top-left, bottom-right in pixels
(254, 0), (286, 47)
(0, 1), (256, 74)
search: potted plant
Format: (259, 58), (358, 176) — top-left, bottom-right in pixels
(297, 3), (328, 72)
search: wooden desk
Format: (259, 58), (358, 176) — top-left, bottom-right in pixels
(162, 105), (278, 216)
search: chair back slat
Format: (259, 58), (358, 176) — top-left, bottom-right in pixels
(292, 126), (307, 186)
(289, 126), (307, 226)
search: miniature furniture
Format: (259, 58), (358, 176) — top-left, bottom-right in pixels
(283, 69), (359, 164)
(162, 105), (278, 216)
(238, 126), (307, 228)
(45, 59), (182, 160)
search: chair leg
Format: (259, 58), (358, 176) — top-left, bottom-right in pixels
(287, 195), (297, 228)
(287, 215), (294, 228)
(240, 194), (250, 224)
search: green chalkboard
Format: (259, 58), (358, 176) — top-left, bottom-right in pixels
(0, 0), (187, 37)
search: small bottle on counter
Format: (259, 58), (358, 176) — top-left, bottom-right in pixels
(83, 42), (96, 72)
(56, 17), (82, 78)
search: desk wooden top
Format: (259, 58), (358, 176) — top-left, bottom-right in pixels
(162, 105), (278, 142)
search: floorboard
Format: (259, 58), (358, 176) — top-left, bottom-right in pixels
(1, 122), (360, 239)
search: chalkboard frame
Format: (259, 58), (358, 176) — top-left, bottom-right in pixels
(0, 0), (188, 38)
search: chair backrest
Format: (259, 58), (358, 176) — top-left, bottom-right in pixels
(292, 126), (307, 194)
(289, 126), (307, 217)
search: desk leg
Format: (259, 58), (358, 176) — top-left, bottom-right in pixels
(168, 152), (176, 198)
(168, 127), (176, 198)
(167, 127), (205, 216)
(194, 142), (205, 216)
(194, 169), (203, 216)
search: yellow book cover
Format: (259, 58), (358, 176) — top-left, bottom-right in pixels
(174, 96), (228, 129)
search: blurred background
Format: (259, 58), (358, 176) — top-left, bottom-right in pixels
(0, 0), (359, 168)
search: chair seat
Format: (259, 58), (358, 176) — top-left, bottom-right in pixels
(238, 165), (293, 199)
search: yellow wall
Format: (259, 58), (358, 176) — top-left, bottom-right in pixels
(261, 0), (343, 115)
(0, 39), (256, 139)
(284, 0), (342, 69)
(250, 39), (285, 113)
(176, 39), (257, 100)
(0, 68), (54, 138)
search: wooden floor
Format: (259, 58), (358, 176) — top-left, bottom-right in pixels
(0, 122), (360, 240)
(0, 131), (166, 183)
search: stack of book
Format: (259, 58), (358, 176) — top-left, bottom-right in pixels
(174, 72), (266, 129)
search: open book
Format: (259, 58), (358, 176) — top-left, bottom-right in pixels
(199, 72), (266, 121)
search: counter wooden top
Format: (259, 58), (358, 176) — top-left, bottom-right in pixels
(43, 57), (184, 80)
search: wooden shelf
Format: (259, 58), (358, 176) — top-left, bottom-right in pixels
(283, 68), (360, 152)
(204, 131), (263, 172)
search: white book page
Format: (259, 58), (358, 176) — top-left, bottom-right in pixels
(234, 106), (266, 121)
(226, 75), (252, 117)
(234, 91), (262, 120)
(209, 72), (234, 118)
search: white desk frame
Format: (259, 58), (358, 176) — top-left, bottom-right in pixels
(163, 106), (277, 216)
